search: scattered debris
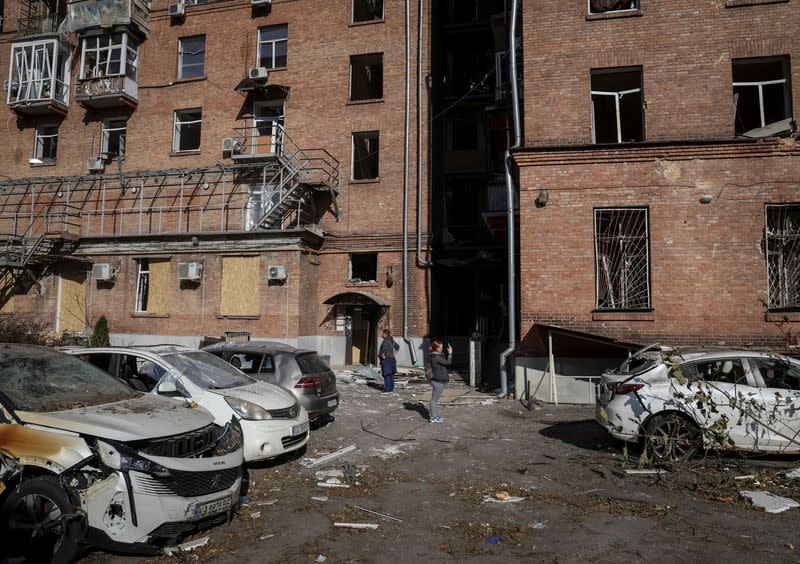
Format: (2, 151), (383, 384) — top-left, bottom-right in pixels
(256, 500), (277, 506)
(250, 511), (262, 519)
(240, 495), (252, 504)
(734, 475), (756, 481)
(485, 535), (502, 545)
(351, 505), (403, 523)
(740, 491), (800, 514)
(786, 468), (800, 479)
(371, 444), (412, 459)
(531, 521), (546, 529)
(315, 470), (344, 479)
(494, 491), (511, 501)
(625, 469), (668, 475)
(300, 445), (358, 469)
(333, 522), (379, 530)
(163, 537), (209, 556)
(314, 555), (327, 563)
(483, 494), (525, 504)
(311, 496), (329, 502)
(584, 488), (605, 494)
(317, 480), (350, 489)
(342, 461), (358, 483)
(259, 534), (275, 541)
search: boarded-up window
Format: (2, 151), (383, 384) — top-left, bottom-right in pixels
(135, 258), (170, 315)
(220, 256), (260, 316)
(58, 274), (86, 332)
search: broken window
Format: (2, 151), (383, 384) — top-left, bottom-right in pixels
(258, 24), (288, 69)
(7, 39), (71, 105)
(349, 253), (377, 282)
(80, 33), (138, 80)
(589, 0), (639, 14)
(591, 67), (644, 144)
(353, 0), (383, 22)
(690, 359), (748, 386)
(178, 35), (205, 79)
(34, 124), (58, 162)
(173, 108), (202, 152)
(733, 56), (792, 136)
(594, 208), (650, 310)
(135, 258), (150, 312)
(352, 131), (379, 180)
(350, 53), (383, 101)
(765, 204), (800, 311)
(101, 118), (127, 157)
(135, 258), (170, 314)
(449, 119), (480, 151)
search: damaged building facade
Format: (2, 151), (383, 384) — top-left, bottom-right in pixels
(0, 0), (433, 365)
(513, 0), (800, 403)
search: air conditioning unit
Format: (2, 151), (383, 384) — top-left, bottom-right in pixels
(87, 157), (105, 173)
(267, 265), (286, 281)
(248, 67), (269, 81)
(222, 137), (242, 154)
(178, 261), (203, 281)
(251, 0), (272, 6)
(168, 3), (185, 16)
(92, 263), (115, 281)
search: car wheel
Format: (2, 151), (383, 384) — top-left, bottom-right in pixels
(643, 413), (702, 463)
(0, 475), (85, 564)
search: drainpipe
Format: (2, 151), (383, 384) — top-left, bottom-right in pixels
(416, 0), (430, 269)
(499, 0), (521, 398)
(402, 0), (417, 365)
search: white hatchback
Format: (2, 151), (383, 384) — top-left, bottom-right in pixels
(597, 345), (800, 461)
(65, 346), (310, 462)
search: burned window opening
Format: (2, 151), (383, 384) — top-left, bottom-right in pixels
(350, 253), (377, 282)
(594, 208), (651, 310)
(173, 108), (202, 152)
(350, 53), (383, 101)
(589, 0), (639, 14)
(353, 0), (383, 22)
(591, 67), (644, 144)
(352, 131), (379, 180)
(766, 204), (800, 311)
(733, 56), (792, 136)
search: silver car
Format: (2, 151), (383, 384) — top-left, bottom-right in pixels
(203, 341), (339, 422)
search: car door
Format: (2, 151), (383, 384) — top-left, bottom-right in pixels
(749, 356), (800, 452)
(684, 358), (766, 450)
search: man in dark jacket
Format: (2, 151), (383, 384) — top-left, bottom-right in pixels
(379, 329), (400, 393)
(428, 339), (452, 422)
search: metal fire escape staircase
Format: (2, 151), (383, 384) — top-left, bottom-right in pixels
(243, 125), (340, 231)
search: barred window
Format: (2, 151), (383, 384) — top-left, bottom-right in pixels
(766, 204), (800, 311)
(594, 208), (650, 310)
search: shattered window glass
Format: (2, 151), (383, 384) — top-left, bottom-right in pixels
(296, 353), (330, 375)
(591, 67), (644, 144)
(751, 357), (800, 391)
(0, 351), (138, 412)
(159, 351), (253, 390)
(594, 208), (650, 310)
(733, 56), (792, 136)
(765, 204), (800, 310)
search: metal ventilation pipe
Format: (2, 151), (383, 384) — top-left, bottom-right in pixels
(416, 0), (430, 269)
(402, 0), (418, 364)
(499, 0), (522, 398)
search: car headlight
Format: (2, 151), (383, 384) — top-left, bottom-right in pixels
(95, 440), (171, 478)
(225, 396), (272, 420)
(211, 417), (244, 456)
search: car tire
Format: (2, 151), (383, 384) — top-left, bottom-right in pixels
(0, 475), (86, 564)
(642, 413), (702, 463)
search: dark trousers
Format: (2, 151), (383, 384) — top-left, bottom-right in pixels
(380, 357), (396, 391)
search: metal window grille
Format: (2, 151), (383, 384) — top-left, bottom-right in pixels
(766, 204), (800, 310)
(594, 208), (650, 310)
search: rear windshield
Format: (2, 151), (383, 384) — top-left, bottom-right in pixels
(161, 351), (252, 390)
(609, 354), (659, 376)
(296, 353), (331, 375)
(0, 353), (139, 412)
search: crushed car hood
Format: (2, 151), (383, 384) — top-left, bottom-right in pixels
(212, 382), (295, 409)
(17, 395), (215, 442)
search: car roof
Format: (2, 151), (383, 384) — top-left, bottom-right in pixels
(678, 350), (798, 363)
(0, 343), (62, 359)
(203, 340), (315, 355)
(63, 345), (198, 356)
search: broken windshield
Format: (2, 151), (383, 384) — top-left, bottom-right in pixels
(160, 351), (252, 390)
(0, 352), (139, 412)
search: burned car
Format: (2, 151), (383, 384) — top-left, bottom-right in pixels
(597, 345), (800, 461)
(203, 341), (339, 422)
(0, 344), (244, 561)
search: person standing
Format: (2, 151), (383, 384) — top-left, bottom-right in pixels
(379, 328), (400, 393)
(428, 340), (452, 423)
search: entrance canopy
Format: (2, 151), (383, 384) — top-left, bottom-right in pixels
(324, 291), (389, 309)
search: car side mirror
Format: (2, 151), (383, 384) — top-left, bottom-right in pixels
(157, 381), (181, 396)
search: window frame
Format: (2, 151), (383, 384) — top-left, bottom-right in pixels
(765, 203), (800, 311)
(33, 124), (59, 162)
(101, 118), (127, 157)
(177, 35), (206, 79)
(352, 0), (384, 23)
(593, 207), (651, 311)
(351, 130), (380, 181)
(588, 0), (639, 15)
(135, 258), (150, 313)
(79, 32), (138, 81)
(732, 56), (792, 135)
(349, 52), (384, 101)
(172, 108), (203, 152)
(257, 24), (288, 70)
(349, 252), (378, 283)
(590, 66), (644, 144)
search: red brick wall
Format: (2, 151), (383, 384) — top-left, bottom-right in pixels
(516, 139), (800, 348)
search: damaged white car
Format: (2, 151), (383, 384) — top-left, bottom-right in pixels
(597, 345), (800, 461)
(0, 344), (244, 562)
(64, 346), (310, 462)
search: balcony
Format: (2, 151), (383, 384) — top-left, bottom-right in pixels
(228, 124), (284, 162)
(60, 0), (150, 36)
(6, 39), (72, 116)
(75, 75), (138, 109)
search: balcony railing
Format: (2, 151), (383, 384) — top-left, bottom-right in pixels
(17, 13), (61, 37)
(75, 75), (138, 106)
(8, 78), (69, 107)
(230, 124), (284, 159)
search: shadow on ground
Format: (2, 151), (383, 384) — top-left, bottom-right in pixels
(539, 419), (621, 452)
(403, 401), (430, 420)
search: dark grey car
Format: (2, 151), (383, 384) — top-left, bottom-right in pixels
(203, 341), (339, 422)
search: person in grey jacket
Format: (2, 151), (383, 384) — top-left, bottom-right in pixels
(379, 329), (400, 393)
(428, 339), (452, 423)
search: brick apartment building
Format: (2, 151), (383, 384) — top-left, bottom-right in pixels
(513, 0), (800, 403)
(0, 0), (434, 365)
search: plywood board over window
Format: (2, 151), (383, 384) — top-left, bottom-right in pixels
(58, 273), (87, 332)
(220, 256), (260, 317)
(147, 259), (171, 315)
